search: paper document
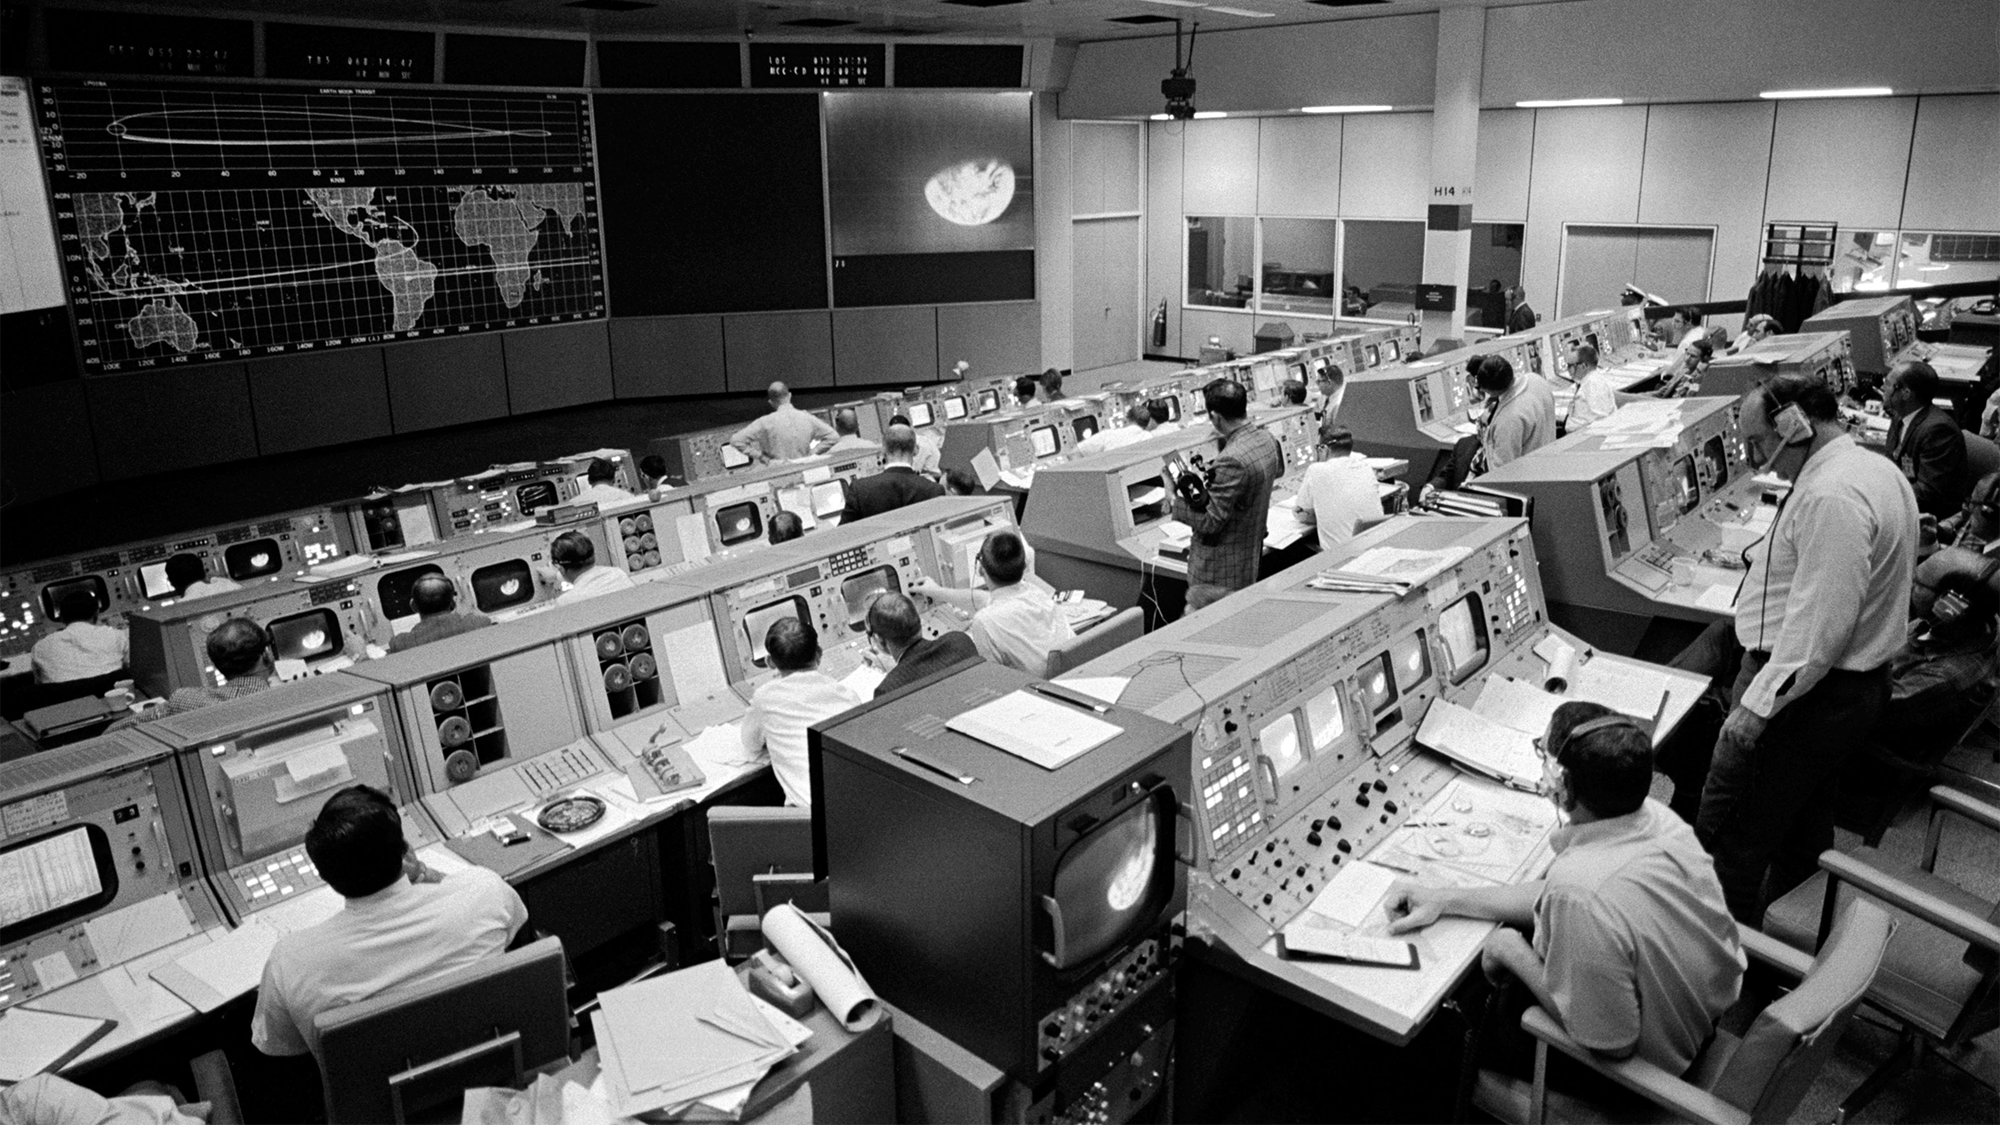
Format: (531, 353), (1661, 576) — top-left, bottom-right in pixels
(1694, 584), (1739, 613)
(0, 828), (101, 928)
(1055, 676), (1130, 705)
(1129, 485), (1167, 507)
(305, 556), (375, 579)
(592, 957), (803, 1117)
(1569, 659), (1669, 724)
(1533, 634), (1579, 692)
(662, 622), (730, 703)
(0, 1007), (114, 1082)
(1472, 677), (1565, 742)
(970, 448), (1002, 491)
(840, 663), (887, 698)
(151, 924), (280, 1012)
(763, 902), (879, 1030)
(1304, 858), (1399, 929)
(1309, 546), (1472, 593)
(1263, 507), (1307, 550)
(81, 894), (198, 967)
(947, 690), (1123, 769)
(1414, 698), (1541, 789)
(684, 722), (761, 770)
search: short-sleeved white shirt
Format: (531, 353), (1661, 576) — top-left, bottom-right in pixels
(968, 584), (1076, 678)
(1293, 458), (1381, 553)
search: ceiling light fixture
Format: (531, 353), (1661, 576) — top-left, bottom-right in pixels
(1301, 104), (1391, 114)
(1759, 86), (1893, 100)
(1149, 113), (1173, 120)
(1515, 97), (1623, 108)
(1206, 6), (1276, 16)
(1192, 110), (1227, 118)
(1132, 0), (1208, 7)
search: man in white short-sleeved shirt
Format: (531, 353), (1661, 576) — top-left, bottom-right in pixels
(253, 785), (526, 1063)
(739, 617), (862, 805)
(911, 529), (1074, 679)
(1293, 429), (1382, 554)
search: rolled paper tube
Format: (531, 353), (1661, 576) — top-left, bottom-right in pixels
(761, 902), (879, 1031)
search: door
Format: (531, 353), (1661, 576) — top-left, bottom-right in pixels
(1073, 216), (1141, 371)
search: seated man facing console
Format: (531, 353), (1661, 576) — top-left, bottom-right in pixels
(548, 530), (635, 606)
(740, 618), (861, 806)
(1293, 429), (1381, 553)
(389, 574), (492, 654)
(253, 784), (527, 1064)
(110, 618), (276, 729)
(31, 587), (127, 684)
(864, 592), (981, 697)
(910, 530), (1073, 678)
(570, 457), (636, 509)
(1387, 702), (1743, 1077)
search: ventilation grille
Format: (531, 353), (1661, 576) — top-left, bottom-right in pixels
(1931, 234), (2000, 263)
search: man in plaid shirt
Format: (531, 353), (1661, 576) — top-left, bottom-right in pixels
(1172, 379), (1284, 613)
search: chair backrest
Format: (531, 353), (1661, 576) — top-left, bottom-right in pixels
(315, 936), (570, 1124)
(708, 805), (815, 920)
(1965, 431), (2000, 481)
(1044, 607), (1145, 677)
(1708, 900), (1894, 1123)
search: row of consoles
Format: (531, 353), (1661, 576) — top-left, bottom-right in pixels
(6, 504), (1704, 1124)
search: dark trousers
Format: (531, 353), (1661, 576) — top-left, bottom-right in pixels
(1695, 653), (1889, 924)
(1655, 621), (1745, 823)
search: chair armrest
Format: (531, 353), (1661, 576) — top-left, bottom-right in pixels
(1821, 851), (2000, 954)
(1519, 1007), (1748, 1125)
(189, 1049), (244, 1125)
(1929, 785), (2000, 835)
(1737, 924), (1816, 979)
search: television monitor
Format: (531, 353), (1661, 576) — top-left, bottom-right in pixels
(1365, 344), (1381, 367)
(1435, 594), (1490, 685)
(138, 563), (176, 600)
(1304, 688), (1345, 751)
(1674, 453), (1700, 514)
(1158, 397), (1182, 422)
(1029, 425), (1059, 459)
(224, 538), (284, 580)
(1189, 392), (1207, 417)
(907, 402), (936, 429)
(1700, 434), (1729, 487)
(1258, 712), (1305, 779)
(378, 564), (446, 621)
(0, 825), (115, 939)
(976, 389), (1000, 414)
(1288, 362), (1308, 383)
(719, 444), (752, 469)
(1045, 792), (1174, 970)
(1385, 340), (1401, 361)
(942, 395), (968, 421)
(268, 608), (341, 662)
(515, 480), (560, 515)
(471, 560), (536, 612)
(39, 575), (109, 619)
(1389, 629), (1430, 693)
(1585, 332), (1601, 355)
(1359, 651), (1398, 715)
(840, 565), (902, 631)
(715, 501), (764, 545)
(742, 596), (810, 667)
(810, 480), (848, 518)
(1072, 415), (1100, 443)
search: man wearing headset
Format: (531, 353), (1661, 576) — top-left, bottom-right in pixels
(1698, 373), (1917, 923)
(1387, 703), (1742, 1077)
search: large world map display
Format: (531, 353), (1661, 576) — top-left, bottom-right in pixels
(35, 83), (604, 371)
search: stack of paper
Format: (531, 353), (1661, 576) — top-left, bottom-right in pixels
(1414, 697), (1542, 790)
(1157, 520), (1193, 559)
(590, 960), (810, 1117)
(1306, 545), (1471, 594)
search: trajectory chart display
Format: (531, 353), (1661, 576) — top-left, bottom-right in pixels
(34, 82), (604, 371)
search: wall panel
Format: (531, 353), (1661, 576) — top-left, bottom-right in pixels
(609, 317), (726, 399)
(722, 311), (834, 392)
(1182, 117), (1260, 216)
(1147, 121), (1185, 355)
(1338, 113), (1433, 219)
(1523, 105), (1647, 318)
(1472, 109), (1533, 222)
(1, 382), (97, 505)
(938, 302), (1040, 377)
(384, 334), (510, 433)
(1902, 95), (2000, 232)
(1638, 100), (1774, 308)
(1765, 97), (1917, 232)
(833, 306), (938, 387)
(248, 349), (392, 456)
(1073, 121), (1143, 214)
(503, 322), (614, 415)
(87, 365), (257, 480)
(1257, 116), (1342, 217)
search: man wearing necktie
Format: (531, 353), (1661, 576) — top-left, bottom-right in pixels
(1881, 358), (1969, 519)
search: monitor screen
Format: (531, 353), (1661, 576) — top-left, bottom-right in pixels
(1365, 344), (1381, 367)
(1359, 651), (1398, 715)
(1385, 340), (1401, 361)
(471, 559), (536, 612)
(1304, 688), (1346, 751)
(742, 596), (810, 667)
(377, 564), (446, 621)
(1390, 629), (1430, 693)
(976, 389), (1000, 414)
(715, 501), (764, 545)
(840, 565), (902, 632)
(1700, 434), (1729, 487)
(0, 825), (115, 940)
(1288, 362), (1308, 383)
(1159, 397), (1182, 422)
(1029, 425), (1059, 459)
(1258, 712), (1306, 779)
(224, 538), (284, 580)
(268, 608), (341, 662)
(1047, 793), (1172, 970)
(942, 396), (968, 421)
(1674, 454), (1700, 514)
(515, 480), (560, 515)
(1072, 415), (1100, 443)
(1436, 594), (1490, 685)
(810, 480), (847, 518)
(1189, 392), (1207, 417)
(907, 402), (935, 429)
(138, 563), (176, 600)
(39, 576), (110, 620)
(719, 444), (752, 469)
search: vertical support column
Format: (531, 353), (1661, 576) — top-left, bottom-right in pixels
(1420, 4), (1486, 350)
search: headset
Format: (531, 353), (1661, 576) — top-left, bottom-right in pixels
(1751, 384), (1817, 650)
(1915, 549), (2000, 644)
(1545, 714), (1645, 767)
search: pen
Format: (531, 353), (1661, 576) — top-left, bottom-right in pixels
(1030, 681), (1111, 714)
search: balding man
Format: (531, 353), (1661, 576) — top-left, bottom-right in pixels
(112, 618), (275, 728)
(730, 382), (838, 464)
(389, 575), (492, 653)
(843, 425), (944, 522)
(825, 407), (880, 455)
(1073, 402), (1162, 456)
(865, 592), (981, 697)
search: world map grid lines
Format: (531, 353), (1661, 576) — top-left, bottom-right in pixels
(36, 82), (604, 369)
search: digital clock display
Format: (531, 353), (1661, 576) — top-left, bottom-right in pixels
(750, 43), (884, 88)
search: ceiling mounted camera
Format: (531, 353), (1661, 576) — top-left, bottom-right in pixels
(1162, 20), (1199, 121)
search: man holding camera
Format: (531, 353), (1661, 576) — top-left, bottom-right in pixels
(1168, 379), (1283, 614)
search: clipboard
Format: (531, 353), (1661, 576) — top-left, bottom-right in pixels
(0, 1008), (116, 1083)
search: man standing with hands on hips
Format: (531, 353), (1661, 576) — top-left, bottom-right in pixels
(1698, 373), (1917, 923)
(1167, 378), (1283, 614)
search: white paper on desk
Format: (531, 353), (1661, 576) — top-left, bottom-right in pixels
(96, 963), (187, 1029)
(1695, 584), (1739, 613)
(969, 448), (1002, 491)
(763, 903), (879, 1031)
(948, 690), (1122, 769)
(0, 1007), (110, 1082)
(685, 722), (761, 770)
(1472, 677), (1563, 739)
(306, 555), (375, 579)
(151, 924), (279, 1012)
(840, 663), (887, 698)
(1534, 634), (1579, 692)
(662, 622), (730, 704)
(999, 468), (1034, 489)
(32, 951), (78, 991)
(373, 549), (437, 566)
(1415, 698), (1540, 788)
(1263, 507), (1307, 549)
(254, 886), (344, 935)
(1570, 660), (1668, 724)
(1129, 485), (1168, 507)
(1055, 676), (1131, 705)
(1305, 859), (1399, 929)
(82, 894), (198, 967)
(674, 514), (712, 566)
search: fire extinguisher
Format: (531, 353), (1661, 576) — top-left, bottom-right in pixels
(1150, 299), (1168, 349)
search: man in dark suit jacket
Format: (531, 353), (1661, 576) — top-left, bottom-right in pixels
(1505, 285), (1538, 334)
(842, 424), (945, 523)
(865, 592), (980, 697)
(1884, 359), (1969, 518)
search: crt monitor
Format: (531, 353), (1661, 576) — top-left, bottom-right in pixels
(976, 389), (1000, 415)
(39, 575), (110, 619)
(225, 538), (284, 580)
(1158, 396), (1182, 422)
(268, 608), (342, 662)
(470, 560), (536, 613)
(1389, 629), (1430, 693)
(1365, 344), (1381, 367)
(1046, 788), (1177, 970)
(715, 501), (764, 546)
(138, 563), (177, 600)
(1699, 434), (1729, 487)
(378, 564), (446, 621)
(1287, 362), (1308, 384)
(942, 395), (968, 421)
(515, 480), (560, 516)
(1072, 415), (1100, 443)
(810, 480), (848, 519)
(0, 824), (118, 943)
(907, 402), (936, 429)
(1359, 650), (1398, 715)
(1029, 425), (1060, 459)
(1674, 454), (1701, 514)
(1435, 594), (1490, 685)
(719, 443), (752, 469)
(742, 596), (810, 667)
(1385, 339), (1402, 362)
(1258, 711), (1306, 780)
(840, 565), (902, 632)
